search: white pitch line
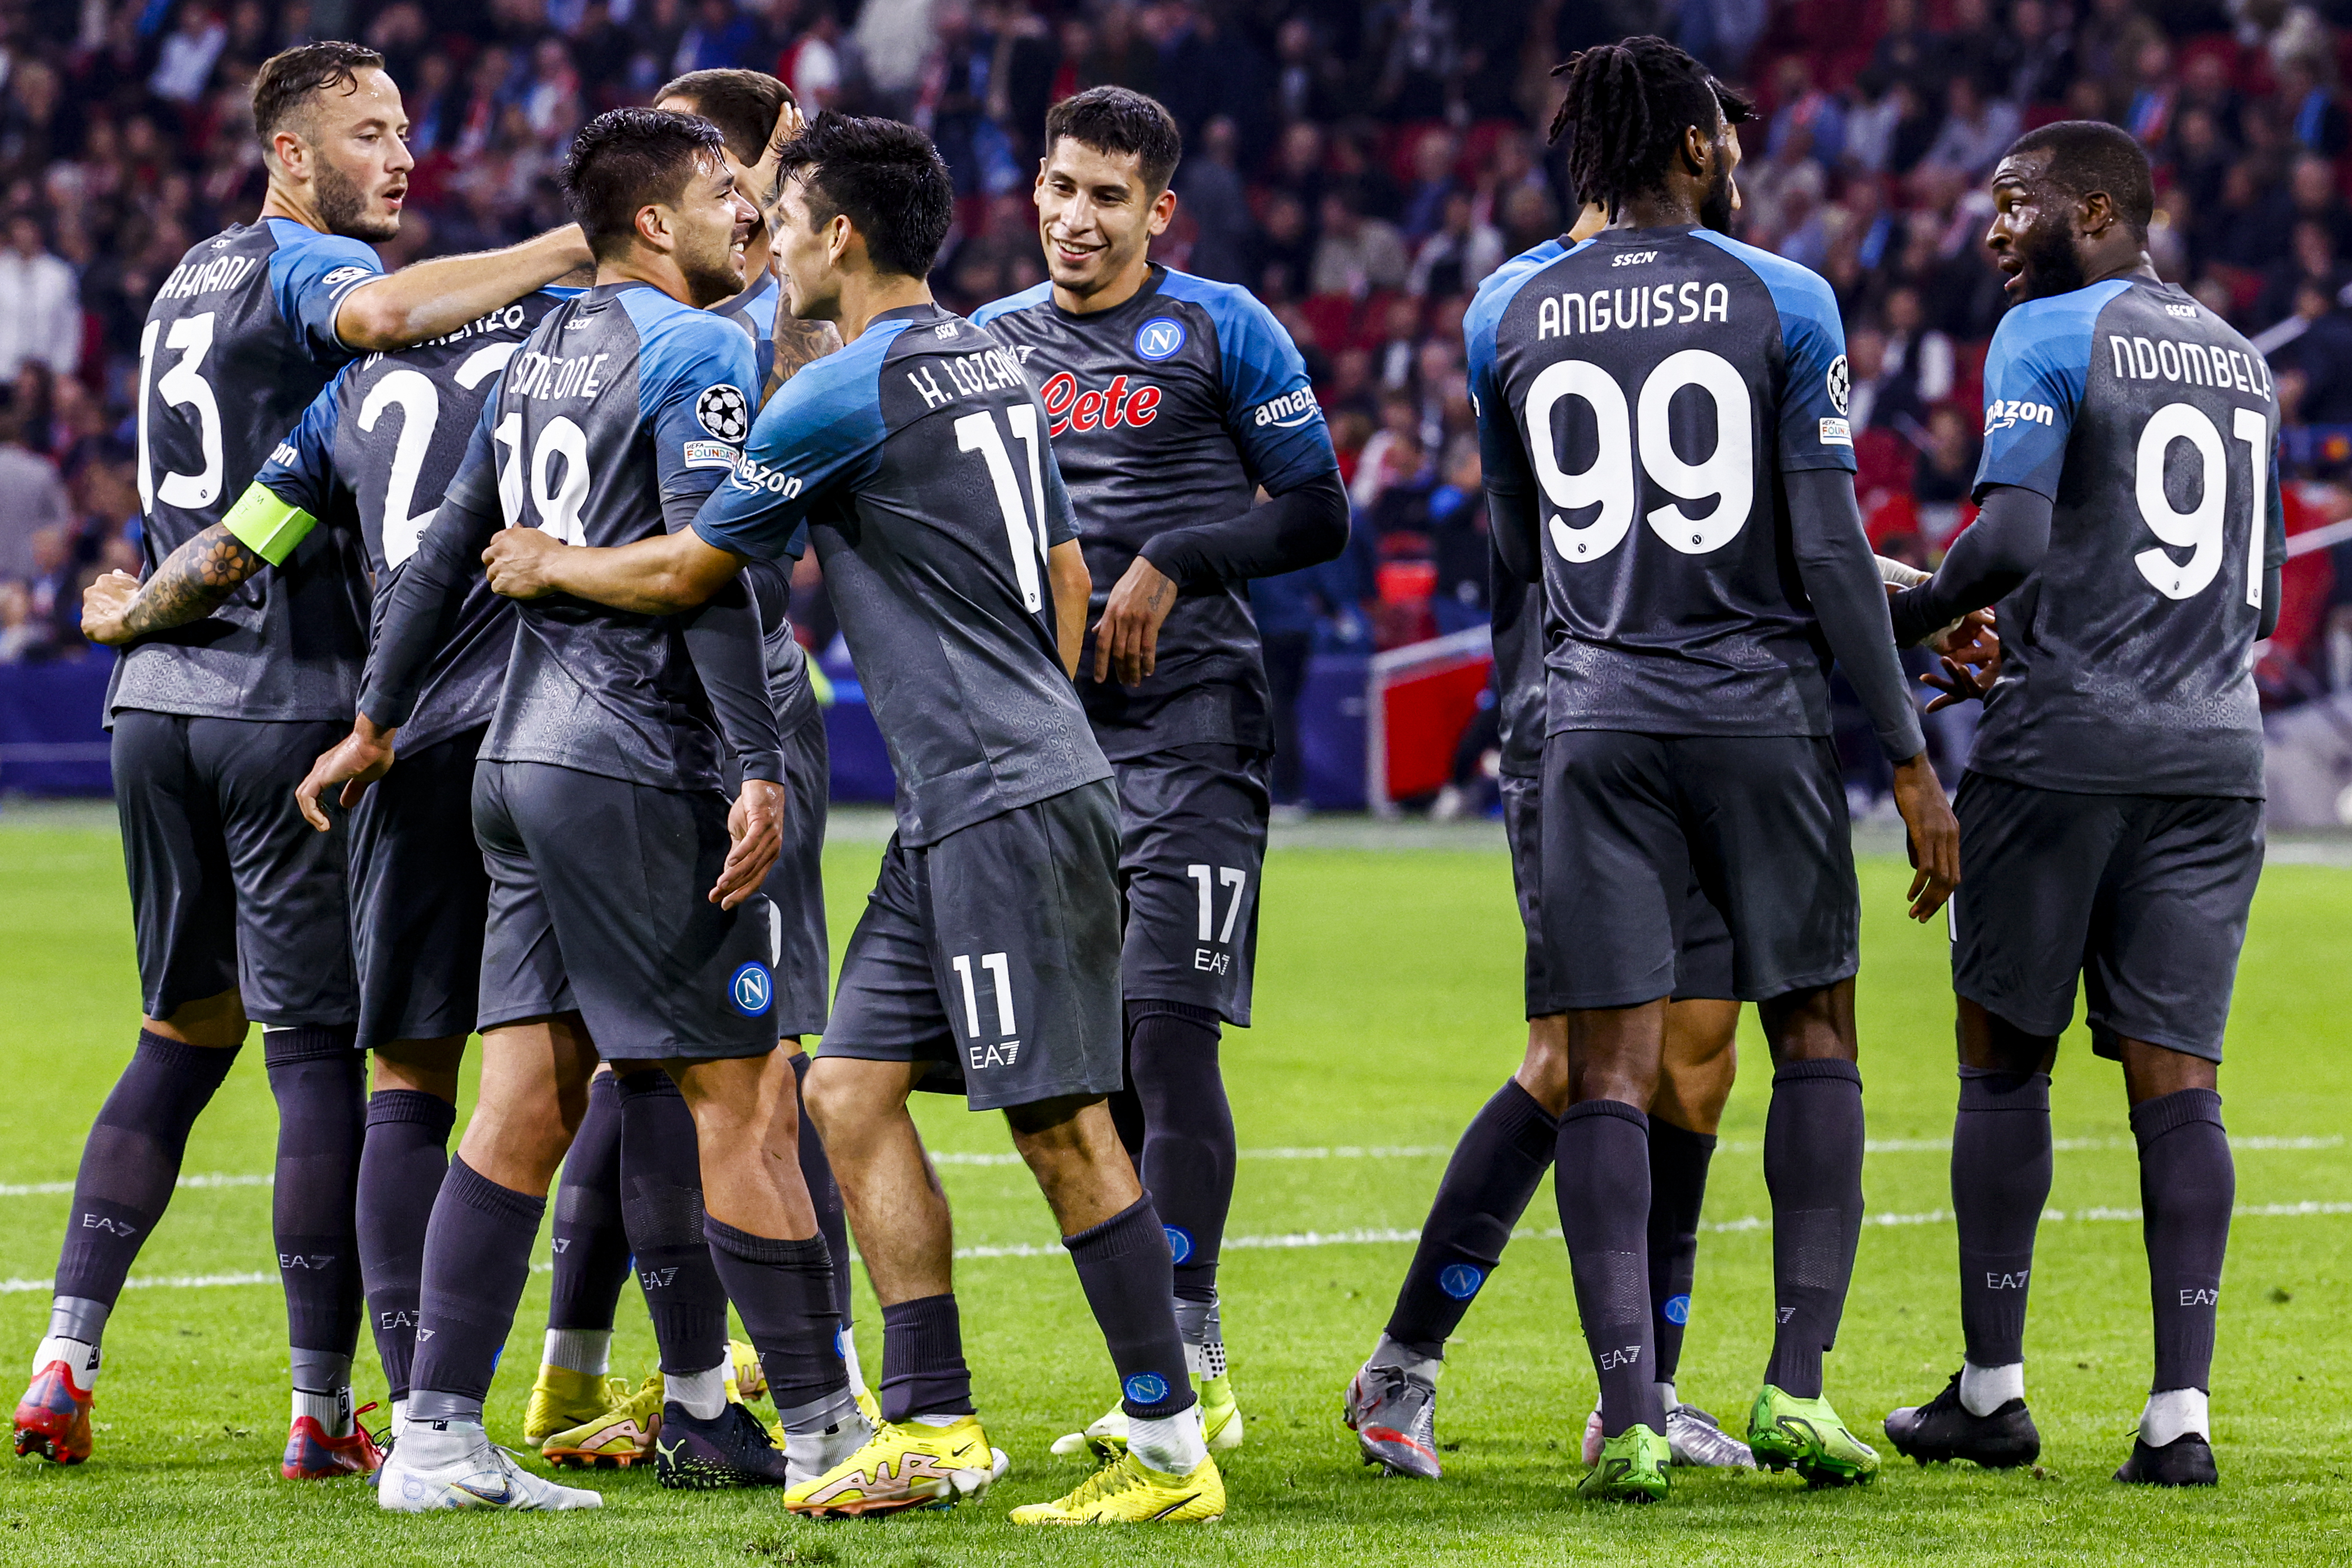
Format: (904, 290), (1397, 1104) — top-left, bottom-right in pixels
(11, 1199), (2340, 1291)
(0, 1134), (2337, 1194)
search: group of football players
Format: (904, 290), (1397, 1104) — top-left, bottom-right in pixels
(10, 25), (2272, 1524)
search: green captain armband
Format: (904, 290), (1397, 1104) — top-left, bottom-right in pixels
(221, 484), (318, 567)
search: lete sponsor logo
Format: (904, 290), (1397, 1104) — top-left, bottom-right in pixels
(1039, 372), (1162, 437)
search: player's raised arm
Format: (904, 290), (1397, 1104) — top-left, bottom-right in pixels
(335, 229), (595, 352)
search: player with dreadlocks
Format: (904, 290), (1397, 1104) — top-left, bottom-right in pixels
(1432, 35), (1957, 1502)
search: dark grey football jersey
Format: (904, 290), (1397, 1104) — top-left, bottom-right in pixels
(695, 300), (1109, 846)
(744, 556), (818, 736)
(713, 268), (780, 395)
(111, 218), (385, 721)
(1967, 276), (2284, 797)
(253, 291), (571, 750)
(427, 281), (760, 792)
(972, 266), (1338, 759)
(1468, 229), (1860, 740)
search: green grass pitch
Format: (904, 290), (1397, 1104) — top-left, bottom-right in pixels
(2, 809), (2348, 1564)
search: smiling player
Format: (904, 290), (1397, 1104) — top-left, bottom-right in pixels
(971, 87), (1349, 1460)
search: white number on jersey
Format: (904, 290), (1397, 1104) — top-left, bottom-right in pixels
(137, 312), (225, 512)
(1528, 348), (1755, 564)
(2131, 400), (2268, 606)
(954, 405), (1050, 611)
(493, 407), (591, 545)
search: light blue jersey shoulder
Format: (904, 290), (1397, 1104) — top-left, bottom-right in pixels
(1972, 277), (2132, 500)
(1465, 237), (1577, 386)
(969, 280), (1053, 328)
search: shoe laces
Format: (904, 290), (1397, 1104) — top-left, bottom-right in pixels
(1063, 1452), (1148, 1509)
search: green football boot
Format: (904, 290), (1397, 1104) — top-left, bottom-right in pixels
(1747, 1385), (1881, 1487)
(1578, 1422), (1671, 1502)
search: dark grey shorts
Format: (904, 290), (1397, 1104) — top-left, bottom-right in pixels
(1538, 731), (1857, 1009)
(348, 724), (490, 1052)
(1952, 773), (2262, 1063)
(821, 781), (1124, 1113)
(759, 709), (831, 1041)
(1501, 770), (1733, 1017)
(472, 760), (778, 1061)
(1113, 745), (1270, 1025)
(112, 710), (356, 1026)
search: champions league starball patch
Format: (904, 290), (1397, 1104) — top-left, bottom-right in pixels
(697, 384), (750, 441)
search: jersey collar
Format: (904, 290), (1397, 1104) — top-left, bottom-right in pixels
(1045, 262), (1167, 324)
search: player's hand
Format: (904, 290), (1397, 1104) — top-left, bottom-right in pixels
(747, 99), (808, 214)
(1890, 752), (1959, 922)
(1920, 619), (2003, 712)
(1091, 555), (1178, 685)
(80, 570), (142, 646)
(484, 528), (565, 600)
(1930, 607), (1996, 664)
(296, 717), (396, 831)
(712, 777), (783, 909)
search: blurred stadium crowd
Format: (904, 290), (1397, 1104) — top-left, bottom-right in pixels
(4, 0), (2352, 794)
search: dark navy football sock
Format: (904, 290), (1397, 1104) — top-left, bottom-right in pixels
(1763, 1059), (1866, 1399)
(1556, 1098), (1665, 1437)
(408, 1157), (546, 1418)
(1647, 1118), (1717, 1385)
(1064, 1192), (1197, 1421)
(547, 1070), (630, 1333)
(356, 1089), (455, 1402)
(54, 1031), (241, 1309)
(878, 1293), (975, 1422)
(704, 1218), (846, 1416)
(1384, 1078), (1557, 1356)
(789, 1052), (853, 1328)
(1953, 1066), (2052, 1370)
(1127, 1001), (1234, 1305)
(615, 1070), (728, 1375)
(265, 1026), (366, 1362)
(2132, 1088), (2233, 1393)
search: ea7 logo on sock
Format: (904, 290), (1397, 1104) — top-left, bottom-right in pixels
(414, 1328), (435, 1343)
(552, 1238), (570, 1253)
(1777, 1306), (1797, 1324)
(378, 1310), (418, 1330)
(2178, 1287), (2220, 1307)
(80, 1213), (138, 1237)
(640, 1267), (680, 1289)
(280, 1253), (338, 1270)
(1597, 1345), (1643, 1370)
(1983, 1270), (2030, 1290)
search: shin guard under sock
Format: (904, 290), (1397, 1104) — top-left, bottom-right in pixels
(704, 1219), (847, 1416)
(788, 1052), (853, 1328)
(54, 1031), (241, 1309)
(1127, 1001), (1234, 1305)
(409, 1157), (546, 1410)
(1953, 1066), (2052, 1371)
(1384, 1078), (1557, 1354)
(1763, 1059), (1866, 1399)
(614, 1071), (728, 1377)
(1064, 1193), (1196, 1421)
(1555, 1099), (1664, 1437)
(1646, 1118), (1716, 1386)
(2132, 1088), (2233, 1394)
(265, 1027), (366, 1368)
(356, 1089), (455, 1402)
(547, 1071), (630, 1333)
(878, 1294), (974, 1422)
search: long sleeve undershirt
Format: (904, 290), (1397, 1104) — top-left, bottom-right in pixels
(1137, 468), (1350, 586)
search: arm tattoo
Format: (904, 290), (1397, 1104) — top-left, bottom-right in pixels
(765, 313), (844, 401)
(119, 522), (266, 638)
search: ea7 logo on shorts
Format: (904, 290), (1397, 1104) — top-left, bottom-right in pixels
(2179, 1286), (2220, 1306)
(1252, 386), (1320, 429)
(968, 1040), (1021, 1069)
(1597, 1344), (1643, 1370)
(696, 384), (750, 441)
(1984, 398), (2056, 433)
(729, 962), (773, 1017)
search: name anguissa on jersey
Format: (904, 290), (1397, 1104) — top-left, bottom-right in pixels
(1528, 276), (1736, 338)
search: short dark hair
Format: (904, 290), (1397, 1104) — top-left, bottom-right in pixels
(657, 68), (794, 167)
(1043, 85), (1182, 194)
(1548, 36), (1741, 216)
(252, 40), (386, 142)
(2004, 119), (2156, 238)
(775, 112), (954, 280)
(564, 108), (729, 260)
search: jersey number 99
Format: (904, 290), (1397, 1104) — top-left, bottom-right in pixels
(1527, 348), (1754, 563)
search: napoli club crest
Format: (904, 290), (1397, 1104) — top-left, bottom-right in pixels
(1134, 317), (1186, 361)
